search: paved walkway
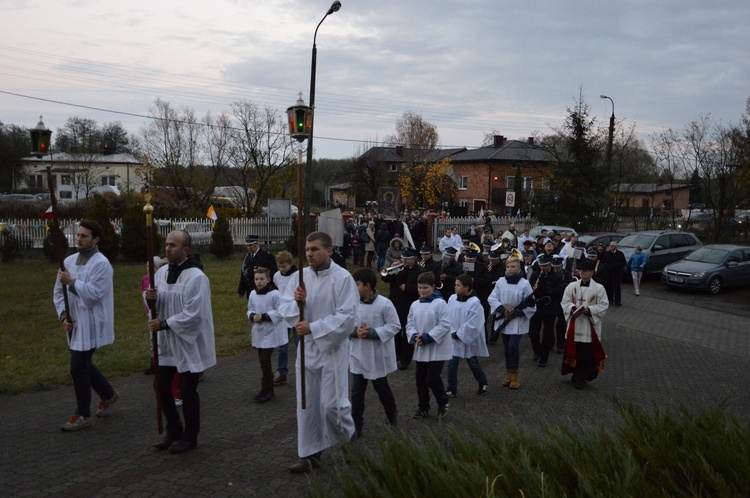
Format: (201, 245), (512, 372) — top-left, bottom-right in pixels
(1, 285), (749, 497)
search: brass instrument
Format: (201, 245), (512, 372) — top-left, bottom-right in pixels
(380, 263), (404, 277)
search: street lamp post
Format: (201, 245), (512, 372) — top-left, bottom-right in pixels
(304, 0), (341, 230)
(600, 94), (615, 228)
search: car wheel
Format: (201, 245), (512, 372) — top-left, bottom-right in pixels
(707, 276), (722, 295)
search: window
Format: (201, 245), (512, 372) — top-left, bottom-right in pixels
(389, 164), (398, 172)
(506, 176), (515, 190)
(28, 174), (44, 188)
(60, 191), (73, 199)
(458, 176), (468, 190)
(523, 177), (533, 191)
(541, 177), (551, 190)
(102, 176), (117, 186)
(61, 175), (72, 185)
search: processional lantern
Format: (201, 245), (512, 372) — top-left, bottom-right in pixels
(30, 116), (53, 158)
(286, 93), (312, 143)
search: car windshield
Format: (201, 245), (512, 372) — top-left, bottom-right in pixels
(618, 234), (656, 249)
(684, 247), (728, 264)
(578, 235), (596, 244)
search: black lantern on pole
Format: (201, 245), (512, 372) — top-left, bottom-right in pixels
(286, 93), (312, 143)
(30, 116), (52, 158)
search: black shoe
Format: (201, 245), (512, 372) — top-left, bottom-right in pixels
(289, 456), (322, 474)
(615, 303), (622, 307)
(386, 409), (398, 428)
(445, 389), (457, 398)
(437, 405), (449, 420)
(476, 384), (488, 395)
(355, 425), (363, 438)
(412, 410), (429, 420)
(254, 390), (275, 403)
(397, 361), (409, 371)
(154, 433), (182, 451)
(169, 439), (197, 454)
(532, 353), (540, 362)
(538, 359), (548, 367)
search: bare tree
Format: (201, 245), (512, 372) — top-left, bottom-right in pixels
(683, 115), (749, 240)
(55, 117), (107, 201)
(386, 111), (439, 150)
(350, 139), (392, 203)
(227, 101), (294, 216)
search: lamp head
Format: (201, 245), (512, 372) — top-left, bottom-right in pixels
(327, 1), (342, 15)
(600, 95), (608, 99)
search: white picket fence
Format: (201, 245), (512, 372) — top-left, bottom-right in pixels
(0, 217), (294, 248)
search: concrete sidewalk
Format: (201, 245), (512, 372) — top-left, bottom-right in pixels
(1, 291), (749, 497)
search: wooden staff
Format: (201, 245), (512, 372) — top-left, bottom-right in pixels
(144, 193), (163, 434)
(46, 163), (72, 342)
(296, 148), (306, 409)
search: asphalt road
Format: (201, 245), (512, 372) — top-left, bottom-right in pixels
(1, 278), (748, 496)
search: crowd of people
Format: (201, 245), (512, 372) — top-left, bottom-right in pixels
(51, 218), (618, 474)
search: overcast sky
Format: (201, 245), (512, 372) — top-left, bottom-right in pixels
(2, 0), (749, 159)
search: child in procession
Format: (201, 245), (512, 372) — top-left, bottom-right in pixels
(247, 267), (288, 403)
(407, 272), (452, 420)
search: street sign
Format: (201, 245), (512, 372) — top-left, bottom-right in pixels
(505, 191), (515, 207)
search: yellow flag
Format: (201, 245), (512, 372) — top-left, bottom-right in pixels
(207, 205), (217, 220)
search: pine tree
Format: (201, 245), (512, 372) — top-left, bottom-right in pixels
(87, 194), (120, 262)
(120, 197), (162, 262)
(209, 214), (235, 258)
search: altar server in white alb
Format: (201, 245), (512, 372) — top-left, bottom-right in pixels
(445, 274), (489, 398)
(560, 257), (609, 390)
(407, 271), (452, 421)
(147, 230), (216, 454)
(349, 267), (401, 437)
(247, 266), (288, 403)
(279, 231), (359, 474)
(487, 254), (536, 390)
(54, 220), (119, 431)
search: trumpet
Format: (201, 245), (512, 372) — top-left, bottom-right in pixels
(380, 263), (404, 277)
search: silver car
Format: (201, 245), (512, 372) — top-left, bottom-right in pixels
(661, 244), (750, 295)
(618, 230), (702, 274)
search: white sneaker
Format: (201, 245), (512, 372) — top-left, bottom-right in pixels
(174, 398), (183, 406)
(61, 415), (92, 431)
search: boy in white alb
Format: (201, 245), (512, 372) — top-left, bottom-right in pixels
(407, 272), (452, 420)
(272, 251), (299, 386)
(247, 267), (288, 403)
(445, 274), (489, 397)
(349, 268), (400, 437)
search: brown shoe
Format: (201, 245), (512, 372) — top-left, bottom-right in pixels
(502, 370), (512, 387)
(509, 370), (520, 389)
(288, 456), (322, 474)
(273, 373), (287, 386)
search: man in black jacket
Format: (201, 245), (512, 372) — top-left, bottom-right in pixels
(381, 249), (424, 370)
(601, 241), (626, 306)
(237, 235), (278, 299)
(527, 254), (564, 367)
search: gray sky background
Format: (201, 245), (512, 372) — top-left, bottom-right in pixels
(2, 0), (749, 160)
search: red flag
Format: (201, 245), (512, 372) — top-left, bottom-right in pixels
(43, 205), (53, 219)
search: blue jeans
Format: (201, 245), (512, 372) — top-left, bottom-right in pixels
(276, 328), (298, 377)
(502, 334), (522, 370)
(376, 247), (387, 269)
(446, 355), (488, 392)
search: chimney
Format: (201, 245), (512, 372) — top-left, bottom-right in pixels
(395, 145), (404, 157)
(493, 135), (505, 148)
(527, 137), (534, 145)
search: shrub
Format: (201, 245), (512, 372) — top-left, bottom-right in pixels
(0, 230), (21, 262)
(42, 223), (69, 263)
(209, 215), (234, 259)
(87, 194), (120, 262)
(120, 198), (163, 262)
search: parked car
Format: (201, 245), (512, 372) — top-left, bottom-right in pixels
(662, 244), (750, 295)
(0, 193), (42, 203)
(618, 230), (702, 274)
(578, 232), (624, 249)
(529, 225), (577, 240)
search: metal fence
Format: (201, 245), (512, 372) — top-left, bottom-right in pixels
(0, 217), (294, 249)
